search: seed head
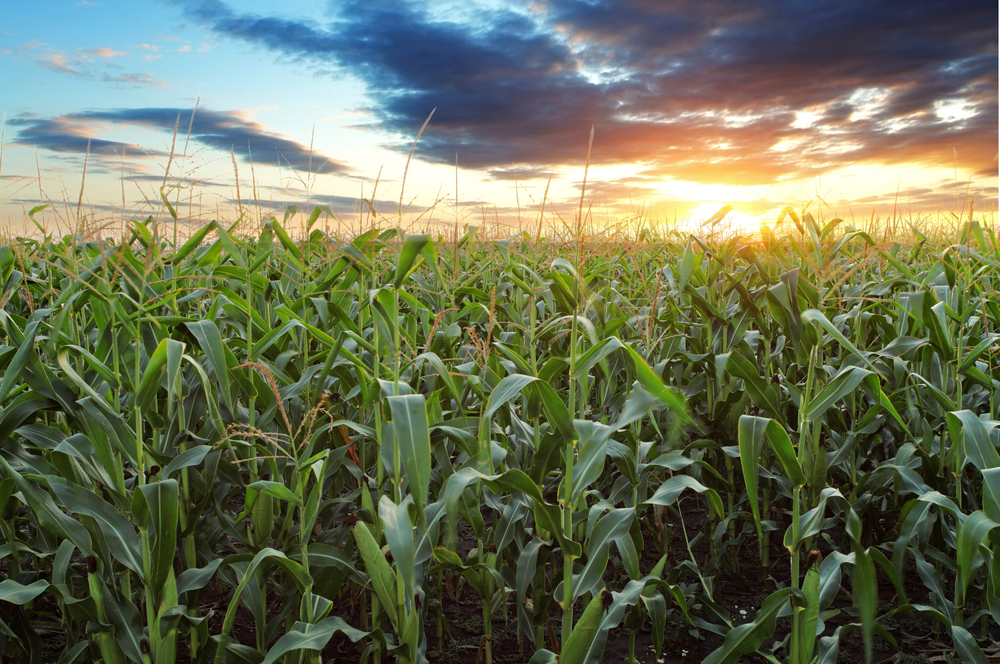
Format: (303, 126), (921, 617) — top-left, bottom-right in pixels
(805, 549), (823, 570)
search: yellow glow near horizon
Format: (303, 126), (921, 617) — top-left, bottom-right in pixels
(687, 201), (762, 234)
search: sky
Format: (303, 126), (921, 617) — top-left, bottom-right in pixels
(0, 0), (996, 236)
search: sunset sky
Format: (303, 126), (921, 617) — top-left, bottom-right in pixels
(0, 0), (996, 234)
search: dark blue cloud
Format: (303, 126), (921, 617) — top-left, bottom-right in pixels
(9, 107), (351, 174)
(174, 0), (996, 182)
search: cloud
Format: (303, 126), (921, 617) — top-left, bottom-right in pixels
(35, 53), (86, 76)
(85, 47), (130, 58)
(7, 114), (153, 156)
(9, 107), (353, 174)
(173, 0), (997, 186)
(102, 72), (169, 88)
(15, 43), (169, 87)
(486, 167), (556, 182)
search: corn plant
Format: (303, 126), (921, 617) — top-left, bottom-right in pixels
(0, 207), (996, 664)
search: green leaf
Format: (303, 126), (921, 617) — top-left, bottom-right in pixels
(213, 548), (312, 664)
(379, 495), (417, 608)
(186, 320), (234, 414)
(267, 217), (303, 264)
(386, 394), (432, 512)
(643, 475), (724, 520)
(261, 617), (380, 664)
(394, 234), (431, 289)
(0, 457), (92, 556)
(719, 351), (783, 421)
(801, 309), (875, 369)
(246, 480), (303, 506)
(56, 348), (120, 419)
(852, 543), (878, 664)
(484, 374), (537, 420)
(0, 321), (40, 405)
(982, 468), (1000, 522)
(48, 476), (141, 574)
(170, 220), (218, 262)
(806, 366), (872, 420)
(702, 587), (802, 664)
(951, 625), (990, 664)
(0, 579), (50, 604)
(133, 480), (179, 595)
(351, 521), (399, 630)
(956, 511), (999, 608)
(572, 337), (691, 423)
(571, 421), (613, 504)
(797, 560), (821, 664)
(176, 559), (224, 597)
(135, 338), (174, 411)
(560, 591), (608, 664)
(738, 415), (805, 557)
(162, 445), (212, 478)
(947, 410), (1000, 472)
(572, 508), (633, 600)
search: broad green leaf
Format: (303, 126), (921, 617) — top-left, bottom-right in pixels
(956, 511), (999, 608)
(702, 587), (803, 664)
(186, 320), (234, 414)
(261, 617), (381, 664)
(739, 415), (806, 557)
(246, 480), (303, 506)
(560, 591), (607, 664)
(806, 366), (871, 420)
(571, 508), (633, 600)
(0, 321), (40, 405)
(0, 579), (50, 604)
(170, 220), (218, 262)
(947, 410), (1000, 471)
(379, 495), (417, 608)
(852, 543), (878, 664)
(801, 309), (875, 369)
(213, 548), (312, 664)
(351, 521), (399, 630)
(133, 480), (179, 595)
(386, 394), (432, 512)
(0, 457), (92, 556)
(49, 475), (141, 573)
(162, 445), (211, 478)
(952, 625), (990, 664)
(643, 475), (724, 520)
(719, 351), (783, 420)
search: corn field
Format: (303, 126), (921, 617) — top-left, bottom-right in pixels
(0, 203), (998, 664)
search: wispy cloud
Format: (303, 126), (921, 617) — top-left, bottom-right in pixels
(14, 42), (170, 87)
(9, 107), (353, 174)
(173, 0), (997, 183)
(102, 72), (169, 88)
(35, 53), (86, 76)
(85, 47), (130, 58)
